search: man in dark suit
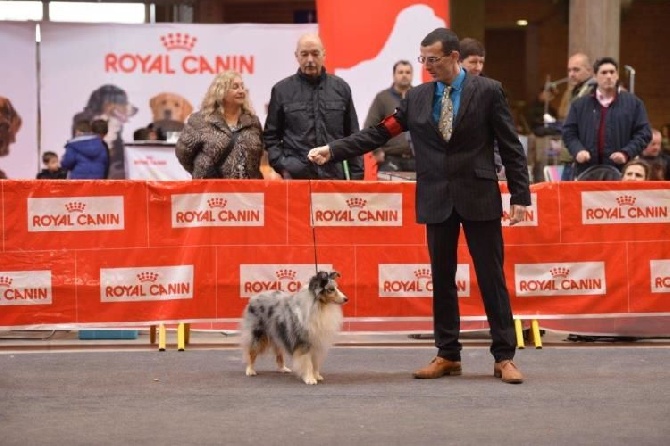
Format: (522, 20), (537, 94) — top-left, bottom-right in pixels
(308, 28), (531, 384)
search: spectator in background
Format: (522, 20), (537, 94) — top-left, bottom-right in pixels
(36, 151), (67, 179)
(557, 53), (597, 180)
(175, 70), (264, 179)
(526, 87), (559, 136)
(621, 158), (651, 181)
(263, 33), (364, 180)
(459, 37), (504, 177)
(562, 57), (651, 179)
(61, 120), (109, 179)
(364, 60), (415, 173)
(638, 128), (670, 180)
(660, 123), (670, 155)
(458, 37), (485, 76)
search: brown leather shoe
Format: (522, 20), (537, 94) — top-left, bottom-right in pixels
(412, 357), (462, 379)
(494, 360), (524, 384)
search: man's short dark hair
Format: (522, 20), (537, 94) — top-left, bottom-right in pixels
(392, 60), (412, 74)
(42, 151), (58, 164)
(593, 56), (618, 74)
(421, 28), (460, 55)
(459, 38), (485, 61)
(91, 119), (108, 137)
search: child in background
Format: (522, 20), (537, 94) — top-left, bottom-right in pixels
(36, 151), (67, 179)
(61, 120), (109, 179)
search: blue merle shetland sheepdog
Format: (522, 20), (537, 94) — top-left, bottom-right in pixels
(240, 271), (348, 385)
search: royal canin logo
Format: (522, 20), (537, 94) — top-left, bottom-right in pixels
(311, 193), (403, 227)
(101, 266), (193, 302)
(105, 33), (255, 75)
(515, 262), (606, 296)
(378, 264), (470, 298)
(65, 202), (86, 213)
(550, 267), (570, 278)
(0, 271), (52, 305)
(582, 191), (670, 224)
(137, 272), (159, 283)
(275, 269), (297, 281)
(346, 197), (367, 208)
(160, 33), (197, 51)
(616, 195), (636, 206)
(207, 197), (227, 208)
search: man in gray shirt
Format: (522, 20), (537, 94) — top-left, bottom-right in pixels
(364, 60), (415, 172)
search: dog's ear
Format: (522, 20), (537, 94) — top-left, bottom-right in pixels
(328, 271), (340, 281)
(181, 99), (193, 122)
(149, 95), (160, 114)
(309, 271), (330, 296)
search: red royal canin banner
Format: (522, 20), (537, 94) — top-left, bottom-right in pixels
(0, 180), (669, 332)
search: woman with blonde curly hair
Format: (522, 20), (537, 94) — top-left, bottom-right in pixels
(176, 70), (264, 179)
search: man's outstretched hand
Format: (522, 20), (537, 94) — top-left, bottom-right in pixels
(308, 146), (331, 165)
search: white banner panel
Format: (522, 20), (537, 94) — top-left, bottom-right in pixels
(124, 142), (190, 180)
(0, 22), (38, 179)
(40, 22), (317, 179)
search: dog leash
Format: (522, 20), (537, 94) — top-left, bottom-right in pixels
(307, 179), (320, 276)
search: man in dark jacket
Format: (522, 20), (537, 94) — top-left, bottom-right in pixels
(562, 57), (651, 179)
(263, 33), (364, 180)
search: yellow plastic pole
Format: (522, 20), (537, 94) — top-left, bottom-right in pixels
(158, 324), (167, 351)
(531, 319), (543, 349)
(514, 319), (525, 349)
(177, 323), (185, 351)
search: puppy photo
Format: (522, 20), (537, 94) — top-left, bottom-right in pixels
(73, 84), (138, 178)
(0, 95), (22, 157)
(240, 271), (348, 385)
(149, 92), (193, 134)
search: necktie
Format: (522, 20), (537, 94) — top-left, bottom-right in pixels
(438, 85), (453, 141)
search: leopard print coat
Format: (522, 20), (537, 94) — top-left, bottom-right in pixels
(175, 111), (263, 179)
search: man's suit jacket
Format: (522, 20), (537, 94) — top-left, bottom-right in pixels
(329, 74), (531, 223)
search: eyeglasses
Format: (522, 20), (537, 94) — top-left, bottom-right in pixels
(417, 56), (445, 65)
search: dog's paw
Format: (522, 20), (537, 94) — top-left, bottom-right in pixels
(278, 366), (292, 373)
(302, 375), (318, 385)
(245, 367), (257, 377)
(316, 373), (324, 381)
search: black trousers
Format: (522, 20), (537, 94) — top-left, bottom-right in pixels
(426, 211), (516, 362)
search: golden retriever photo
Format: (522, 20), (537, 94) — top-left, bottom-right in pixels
(149, 92), (193, 134)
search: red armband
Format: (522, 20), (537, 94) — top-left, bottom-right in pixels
(381, 115), (403, 137)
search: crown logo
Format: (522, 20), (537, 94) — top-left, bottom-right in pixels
(275, 269), (297, 280)
(65, 202), (86, 213)
(137, 272), (159, 282)
(414, 268), (432, 279)
(207, 197), (227, 208)
(160, 33), (197, 51)
(550, 267), (570, 278)
(346, 197), (367, 208)
(0, 276), (12, 287)
(616, 195), (636, 206)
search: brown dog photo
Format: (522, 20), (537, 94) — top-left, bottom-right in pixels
(0, 96), (22, 157)
(149, 92), (193, 134)
(0, 96), (23, 179)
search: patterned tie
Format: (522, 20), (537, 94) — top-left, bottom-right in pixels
(438, 85), (454, 141)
